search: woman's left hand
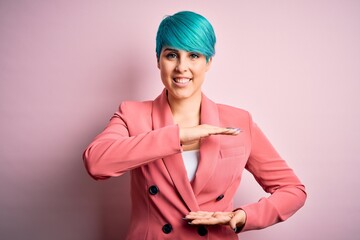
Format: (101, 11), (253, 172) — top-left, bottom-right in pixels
(184, 210), (246, 231)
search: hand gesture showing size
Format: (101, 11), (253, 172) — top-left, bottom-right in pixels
(179, 125), (241, 146)
(184, 210), (246, 232)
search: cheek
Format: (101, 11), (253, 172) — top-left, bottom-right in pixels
(193, 65), (208, 76)
(159, 63), (174, 75)
(160, 67), (170, 78)
(159, 66), (173, 83)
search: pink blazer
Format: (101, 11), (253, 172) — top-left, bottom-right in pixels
(83, 89), (306, 239)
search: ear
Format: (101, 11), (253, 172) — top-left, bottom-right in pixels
(205, 57), (212, 72)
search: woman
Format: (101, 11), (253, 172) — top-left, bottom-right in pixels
(83, 11), (306, 239)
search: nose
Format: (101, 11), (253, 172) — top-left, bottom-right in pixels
(175, 58), (188, 72)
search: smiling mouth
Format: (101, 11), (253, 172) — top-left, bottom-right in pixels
(173, 78), (191, 84)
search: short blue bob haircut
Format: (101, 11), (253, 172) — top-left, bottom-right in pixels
(156, 11), (216, 62)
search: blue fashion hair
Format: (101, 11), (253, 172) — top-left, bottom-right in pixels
(156, 11), (216, 62)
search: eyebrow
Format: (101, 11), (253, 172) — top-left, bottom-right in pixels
(162, 48), (202, 56)
(163, 48), (179, 52)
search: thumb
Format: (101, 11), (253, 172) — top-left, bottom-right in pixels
(229, 210), (246, 233)
(229, 215), (238, 230)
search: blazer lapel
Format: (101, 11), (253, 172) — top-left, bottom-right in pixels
(152, 89), (200, 211)
(192, 93), (221, 196)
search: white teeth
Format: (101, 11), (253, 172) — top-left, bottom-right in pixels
(174, 78), (190, 83)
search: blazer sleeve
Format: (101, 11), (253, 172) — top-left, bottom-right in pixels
(83, 102), (182, 180)
(239, 114), (307, 231)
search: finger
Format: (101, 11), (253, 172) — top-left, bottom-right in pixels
(185, 211), (213, 219)
(188, 212), (232, 225)
(229, 216), (237, 230)
(185, 215), (211, 220)
(229, 210), (246, 232)
(225, 127), (241, 134)
(218, 127), (241, 135)
(190, 216), (227, 225)
(191, 215), (231, 225)
(190, 218), (219, 225)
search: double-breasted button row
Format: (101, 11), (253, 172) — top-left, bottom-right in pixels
(198, 226), (208, 236)
(162, 223), (172, 234)
(162, 224), (208, 236)
(149, 184), (210, 236)
(148, 185), (159, 195)
(149, 186), (172, 235)
(216, 194), (224, 201)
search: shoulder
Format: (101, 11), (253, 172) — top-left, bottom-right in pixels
(119, 100), (153, 111)
(215, 103), (255, 131)
(216, 103), (251, 119)
(116, 100), (153, 119)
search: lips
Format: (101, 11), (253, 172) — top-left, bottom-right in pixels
(173, 78), (191, 84)
(172, 76), (192, 88)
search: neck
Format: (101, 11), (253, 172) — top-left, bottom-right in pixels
(167, 93), (202, 127)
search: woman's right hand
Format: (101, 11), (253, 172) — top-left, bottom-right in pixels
(179, 124), (241, 146)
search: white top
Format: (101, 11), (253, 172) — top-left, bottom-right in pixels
(181, 149), (200, 181)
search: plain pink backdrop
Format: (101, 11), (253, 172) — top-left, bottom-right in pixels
(1, 0), (359, 239)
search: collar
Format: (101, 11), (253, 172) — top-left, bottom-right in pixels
(152, 89), (220, 211)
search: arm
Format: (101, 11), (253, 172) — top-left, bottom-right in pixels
(239, 115), (307, 231)
(184, 113), (306, 232)
(83, 102), (239, 180)
(83, 102), (182, 180)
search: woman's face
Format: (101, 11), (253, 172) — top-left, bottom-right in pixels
(158, 48), (212, 102)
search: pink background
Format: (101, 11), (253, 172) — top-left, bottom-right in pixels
(1, 0), (359, 239)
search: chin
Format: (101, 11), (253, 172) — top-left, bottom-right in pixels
(169, 89), (200, 101)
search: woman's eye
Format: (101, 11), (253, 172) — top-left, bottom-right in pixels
(190, 53), (200, 59)
(166, 53), (177, 59)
